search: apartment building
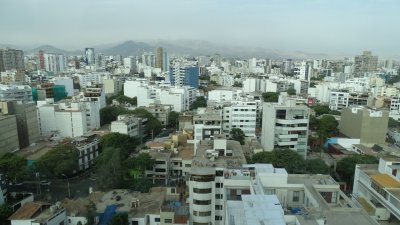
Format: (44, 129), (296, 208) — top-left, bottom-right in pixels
(141, 104), (172, 127)
(9, 202), (67, 225)
(353, 156), (400, 221)
(261, 98), (309, 158)
(193, 108), (222, 153)
(71, 132), (99, 171)
(339, 106), (389, 144)
(111, 114), (140, 138)
(0, 84), (32, 102)
(222, 101), (257, 137)
(329, 90), (370, 110)
(0, 114), (19, 153)
(82, 84), (106, 109)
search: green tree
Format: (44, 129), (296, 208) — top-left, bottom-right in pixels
(0, 204), (12, 225)
(316, 115), (338, 142)
(262, 92), (279, 102)
(251, 149), (305, 174)
(36, 144), (79, 177)
(109, 213), (129, 225)
(305, 159), (330, 174)
(233, 81), (243, 87)
(95, 147), (123, 190)
(336, 155), (378, 184)
(313, 105), (330, 116)
(191, 96), (207, 110)
(115, 95), (137, 106)
(168, 111), (180, 129)
(100, 105), (126, 125)
(100, 133), (139, 157)
(230, 128), (245, 145)
(85, 201), (97, 225)
(309, 115), (318, 131)
(0, 153), (27, 182)
(388, 117), (399, 128)
(128, 108), (162, 135)
(287, 88), (296, 95)
(130, 178), (154, 193)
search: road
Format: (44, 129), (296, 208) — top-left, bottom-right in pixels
(8, 173), (97, 203)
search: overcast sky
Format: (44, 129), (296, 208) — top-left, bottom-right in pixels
(1, 0), (399, 55)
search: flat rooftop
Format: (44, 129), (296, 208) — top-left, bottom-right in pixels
(16, 141), (55, 161)
(95, 188), (165, 217)
(192, 140), (247, 169)
(176, 144), (194, 160)
(371, 174), (400, 188)
(295, 209), (378, 225)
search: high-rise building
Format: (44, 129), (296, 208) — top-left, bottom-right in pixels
(156, 47), (163, 70)
(163, 52), (169, 72)
(261, 94), (309, 158)
(354, 51), (378, 76)
(38, 50), (45, 70)
(43, 53), (67, 73)
(0, 49), (25, 72)
(85, 48), (95, 65)
(169, 66), (200, 88)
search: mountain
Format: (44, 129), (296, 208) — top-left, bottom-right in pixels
(1, 40), (335, 59)
(101, 41), (153, 56)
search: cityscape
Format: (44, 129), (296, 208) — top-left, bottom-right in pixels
(1, 1), (400, 225)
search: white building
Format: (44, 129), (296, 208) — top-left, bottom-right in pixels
(44, 53), (67, 73)
(261, 95), (309, 158)
(208, 88), (243, 103)
(222, 101), (257, 137)
(111, 115), (140, 137)
(0, 84), (32, 102)
(193, 108), (222, 153)
(82, 84), (106, 109)
(9, 202), (67, 225)
(72, 132), (99, 170)
(103, 78), (122, 95)
(76, 73), (103, 88)
(353, 156), (400, 222)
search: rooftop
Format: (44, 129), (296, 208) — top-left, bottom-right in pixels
(371, 174), (400, 188)
(192, 139), (247, 169)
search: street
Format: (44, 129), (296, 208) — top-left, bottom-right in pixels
(8, 174), (97, 203)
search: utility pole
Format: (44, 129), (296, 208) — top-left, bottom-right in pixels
(61, 174), (71, 198)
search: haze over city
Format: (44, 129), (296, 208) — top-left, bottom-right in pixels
(1, 0), (400, 56)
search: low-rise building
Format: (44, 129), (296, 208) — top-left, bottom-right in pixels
(71, 132), (100, 171)
(111, 115), (140, 138)
(9, 202), (67, 225)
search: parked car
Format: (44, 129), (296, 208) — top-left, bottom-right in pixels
(40, 180), (51, 185)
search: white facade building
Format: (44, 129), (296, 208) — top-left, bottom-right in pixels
(77, 73), (103, 88)
(261, 96), (309, 158)
(222, 101), (257, 137)
(0, 84), (32, 102)
(110, 115), (140, 137)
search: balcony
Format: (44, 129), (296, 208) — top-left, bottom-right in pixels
(276, 119), (308, 124)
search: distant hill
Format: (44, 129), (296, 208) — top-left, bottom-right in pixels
(0, 40), (337, 59)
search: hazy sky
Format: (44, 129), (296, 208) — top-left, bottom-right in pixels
(1, 0), (399, 55)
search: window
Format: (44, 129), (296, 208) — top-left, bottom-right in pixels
(194, 199), (212, 205)
(215, 205), (223, 210)
(185, 164), (191, 167)
(293, 191), (300, 202)
(199, 211), (212, 216)
(132, 221), (139, 225)
(171, 188), (175, 194)
(155, 217), (160, 222)
(216, 182), (223, 188)
(215, 194), (223, 199)
(215, 215), (223, 220)
(193, 188), (212, 193)
(164, 219), (173, 223)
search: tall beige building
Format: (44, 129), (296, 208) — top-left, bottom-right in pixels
(0, 101), (40, 149)
(156, 47), (163, 70)
(339, 106), (388, 144)
(0, 114), (19, 153)
(354, 51), (378, 76)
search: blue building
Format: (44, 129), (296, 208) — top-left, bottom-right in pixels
(169, 66), (199, 88)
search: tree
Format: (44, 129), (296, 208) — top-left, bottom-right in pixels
(316, 115), (338, 141)
(0, 153), (27, 182)
(0, 204), (12, 225)
(85, 201), (97, 225)
(109, 213), (129, 225)
(262, 92), (279, 102)
(287, 88), (296, 96)
(191, 96), (207, 110)
(168, 111), (180, 129)
(313, 105), (330, 116)
(36, 144), (80, 177)
(230, 128), (245, 145)
(388, 117), (399, 128)
(329, 110), (341, 115)
(309, 115), (318, 131)
(336, 155), (378, 184)
(95, 147), (123, 190)
(233, 81), (243, 87)
(251, 149), (305, 174)
(100, 105), (126, 125)
(305, 159), (330, 174)
(128, 108), (162, 135)
(100, 133), (140, 157)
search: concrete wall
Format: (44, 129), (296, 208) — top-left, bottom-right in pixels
(0, 115), (19, 153)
